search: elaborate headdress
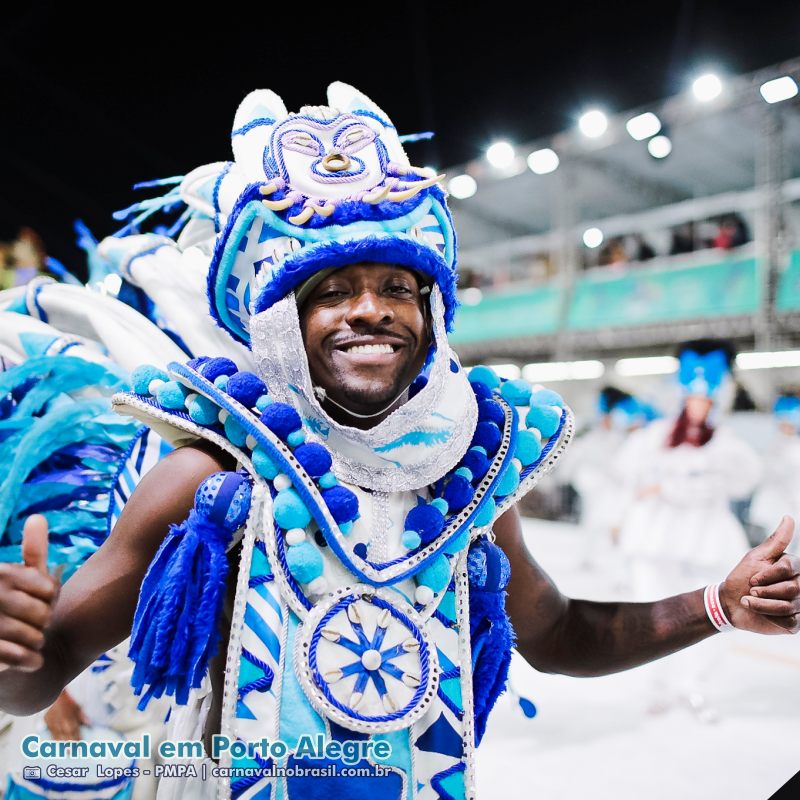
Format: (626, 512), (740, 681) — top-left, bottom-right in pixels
(676, 339), (736, 399)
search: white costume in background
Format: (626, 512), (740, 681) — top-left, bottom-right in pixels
(750, 430), (800, 554)
(616, 419), (761, 598)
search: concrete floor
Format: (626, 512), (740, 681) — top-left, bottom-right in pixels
(476, 518), (800, 800)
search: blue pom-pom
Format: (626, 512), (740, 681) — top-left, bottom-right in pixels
(406, 504), (446, 545)
(294, 443), (333, 478)
(468, 365), (501, 389)
(495, 463), (520, 497)
(444, 474), (475, 512)
(261, 403), (302, 440)
(319, 471), (338, 489)
(471, 381), (494, 401)
(443, 529), (469, 555)
(478, 399), (505, 426)
(515, 429), (542, 466)
(473, 421), (502, 455)
(131, 364), (168, 396)
(531, 389), (564, 409)
(186, 356), (210, 369)
(252, 447), (280, 480)
(273, 488), (312, 530)
(194, 472), (252, 532)
(255, 394), (272, 412)
(526, 405), (561, 438)
(156, 380), (189, 410)
(214, 375), (230, 390)
(473, 496), (496, 527)
(287, 429), (306, 447)
(285, 541), (323, 584)
(199, 357), (238, 382)
(431, 497), (449, 515)
(402, 530), (421, 549)
(500, 379), (532, 407)
(322, 486), (359, 524)
(455, 467), (474, 481)
(224, 416), (247, 448)
(417, 554), (450, 593)
(189, 396), (220, 426)
(354, 542), (368, 559)
(226, 371), (268, 409)
(462, 448), (490, 480)
(339, 520), (354, 535)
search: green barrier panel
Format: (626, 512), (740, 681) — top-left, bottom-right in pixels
(568, 257), (759, 330)
(450, 284), (562, 344)
(776, 250), (800, 311)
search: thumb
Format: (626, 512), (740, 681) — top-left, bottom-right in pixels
(753, 515), (795, 560)
(22, 514), (50, 576)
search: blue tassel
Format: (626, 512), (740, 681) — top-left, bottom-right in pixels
(518, 696), (538, 719)
(128, 472), (252, 708)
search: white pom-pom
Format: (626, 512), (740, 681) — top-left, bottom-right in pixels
(245, 434), (258, 450)
(285, 528), (306, 545)
(148, 378), (166, 395)
(274, 473), (292, 491)
(307, 576), (328, 595)
(184, 392), (199, 408)
(218, 409), (229, 424)
(512, 458), (523, 472)
(415, 586), (434, 605)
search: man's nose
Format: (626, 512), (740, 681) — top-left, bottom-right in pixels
(345, 289), (393, 327)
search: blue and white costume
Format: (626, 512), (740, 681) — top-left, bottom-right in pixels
(5, 83), (574, 800)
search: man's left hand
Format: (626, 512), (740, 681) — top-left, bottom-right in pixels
(720, 516), (800, 635)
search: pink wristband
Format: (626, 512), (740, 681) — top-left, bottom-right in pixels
(704, 583), (734, 632)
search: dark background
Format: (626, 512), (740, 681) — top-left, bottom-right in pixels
(2, 0), (800, 272)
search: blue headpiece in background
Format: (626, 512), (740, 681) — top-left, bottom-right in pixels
(774, 394), (800, 428)
(678, 347), (731, 398)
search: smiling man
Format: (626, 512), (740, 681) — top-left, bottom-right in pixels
(0, 83), (798, 800)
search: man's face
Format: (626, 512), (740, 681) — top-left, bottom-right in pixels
(299, 262), (430, 425)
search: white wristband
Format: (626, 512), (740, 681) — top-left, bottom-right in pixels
(704, 583), (734, 632)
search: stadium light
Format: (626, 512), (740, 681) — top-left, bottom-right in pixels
(527, 148), (560, 175)
(760, 76), (798, 104)
(578, 109), (608, 138)
(625, 112), (661, 141)
(486, 141), (516, 169)
(582, 227), (604, 248)
(615, 356), (678, 376)
(736, 351), (800, 370)
(647, 134), (672, 159)
(692, 73), (723, 102)
(459, 287), (483, 306)
(448, 174), (478, 200)
(523, 360), (605, 382)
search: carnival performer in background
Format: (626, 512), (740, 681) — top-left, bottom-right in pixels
(0, 86), (796, 800)
(750, 391), (800, 554)
(562, 386), (657, 572)
(615, 339), (763, 717)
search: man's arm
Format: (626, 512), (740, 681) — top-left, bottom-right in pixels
(495, 507), (800, 677)
(0, 441), (231, 715)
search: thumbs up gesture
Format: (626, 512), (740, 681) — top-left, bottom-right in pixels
(0, 515), (61, 671)
(720, 516), (800, 634)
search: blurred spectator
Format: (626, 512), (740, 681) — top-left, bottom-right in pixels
(598, 236), (628, 267)
(712, 214), (749, 250)
(669, 222), (695, 255)
(630, 233), (656, 261)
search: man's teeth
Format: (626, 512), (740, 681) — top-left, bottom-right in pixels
(346, 344), (394, 354)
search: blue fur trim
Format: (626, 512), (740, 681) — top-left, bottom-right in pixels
(128, 483), (250, 707)
(252, 235), (458, 330)
(469, 586), (514, 745)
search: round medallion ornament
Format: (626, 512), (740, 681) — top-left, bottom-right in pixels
(295, 586), (440, 733)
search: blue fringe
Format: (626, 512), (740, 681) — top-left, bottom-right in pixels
(129, 509), (236, 708)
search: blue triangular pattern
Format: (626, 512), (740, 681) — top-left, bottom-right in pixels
(251, 546), (272, 576)
(437, 590), (457, 622)
(437, 647), (457, 673)
(438, 769), (466, 800)
(439, 676), (463, 710)
(236, 699), (257, 720)
(413, 713), (462, 758)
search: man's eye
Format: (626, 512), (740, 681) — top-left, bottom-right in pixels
(386, 284), (413, 295)
(318, 288), (348, 299)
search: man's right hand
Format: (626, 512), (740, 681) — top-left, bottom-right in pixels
(0, 515), (60, 672)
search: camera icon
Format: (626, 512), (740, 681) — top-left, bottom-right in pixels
(23, 766), (42, 780)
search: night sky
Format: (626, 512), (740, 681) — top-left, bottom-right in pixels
(3, 1), (800, 273)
